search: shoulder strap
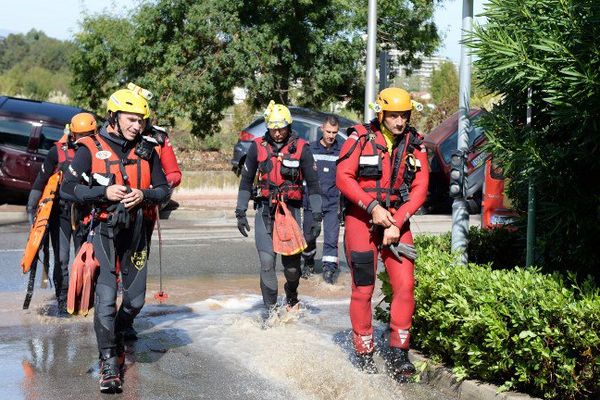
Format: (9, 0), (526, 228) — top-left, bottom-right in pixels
(336, 124), (372, 165)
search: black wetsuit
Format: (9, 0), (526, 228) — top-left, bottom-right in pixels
(61, 125), (169, 356)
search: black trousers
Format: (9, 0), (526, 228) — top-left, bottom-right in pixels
(92, 218), (149, 354)
(49, 201), (85, 303)
(254, 203), (302, 307)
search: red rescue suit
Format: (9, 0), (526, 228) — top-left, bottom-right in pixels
(255, 135), (306, 202)
(55, 141), (76, 174)
(155, 136), (181, 188)
(336, 120), (429, 353)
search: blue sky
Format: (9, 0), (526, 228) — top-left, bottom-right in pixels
(0, 0), (485, 63)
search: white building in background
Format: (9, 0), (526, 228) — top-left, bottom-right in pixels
(232, 87), (248, 104)
(387, 50), (457, 90)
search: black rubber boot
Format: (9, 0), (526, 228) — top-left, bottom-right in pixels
(322, 268), (336, 284)
(123, 326), (138, 341)
(99, 350), (122, 393)
(387, 348), (416, 382)
(284, 282), (299, 310)
(56, 297), (69, 317)
(355, 352), (378, 374)
(301, 260), (314, 279)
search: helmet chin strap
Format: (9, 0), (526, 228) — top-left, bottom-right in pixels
(109, 112), (126, 139)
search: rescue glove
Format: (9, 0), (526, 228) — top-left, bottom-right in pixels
(235, 209), (250, 237)
(309, 212), (323, 241)
(388, 242), (417, 261)
(26, 189), (42, 225)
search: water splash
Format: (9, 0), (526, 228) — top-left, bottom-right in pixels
(150, 295), (409, 400)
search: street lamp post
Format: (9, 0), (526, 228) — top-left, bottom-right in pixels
(452, 0), (474, 264)
(364, 0), (377, 122)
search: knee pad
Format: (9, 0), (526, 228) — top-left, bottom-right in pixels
(283, 267), (300, 282)
(351, 250), (375, 286)
(122, 293), (145, 316)
(258, 251), (276, 272)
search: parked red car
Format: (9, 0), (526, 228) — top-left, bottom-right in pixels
(422, 108), (488, 214)
(0, 96), (91, 203)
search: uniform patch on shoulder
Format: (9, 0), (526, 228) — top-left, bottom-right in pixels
(349, 133), (359, 141)
(95, 150), (112, 160)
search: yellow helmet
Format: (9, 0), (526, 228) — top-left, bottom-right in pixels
(375, 87), (412, 122)
(107, 88), (150, 119)
(264, 100), (292, 129)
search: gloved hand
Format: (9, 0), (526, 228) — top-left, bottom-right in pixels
(388, 242), (417, 261)
(310, 212), (322, 241)
(26, 189), (42, 225)
(26, 206), (37, 225)
(235, 209), (250, 237)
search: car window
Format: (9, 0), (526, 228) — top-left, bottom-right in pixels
(469, 125), (484, 146)
(246, 117), (265, 130)
(440, 132), (458, 165)
(291, 120), (313, 140)
(38, 125), (65, 154)
(0, 119), (32, 149)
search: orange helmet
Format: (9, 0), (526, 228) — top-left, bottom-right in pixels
(375, 87), (413, 122)
(70, 113), (97, 138)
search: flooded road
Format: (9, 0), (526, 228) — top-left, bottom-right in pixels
(0, 218), (456, 399)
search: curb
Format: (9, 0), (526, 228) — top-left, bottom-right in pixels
(0, 210), (28, 225)
(410, 351), (541, 400)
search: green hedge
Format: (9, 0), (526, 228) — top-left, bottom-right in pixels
(375, 234), (600, 400)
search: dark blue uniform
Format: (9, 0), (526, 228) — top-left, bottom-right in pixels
(302, 137), (344, 273)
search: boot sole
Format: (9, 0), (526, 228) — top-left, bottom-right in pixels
(100, 379), (122, 394)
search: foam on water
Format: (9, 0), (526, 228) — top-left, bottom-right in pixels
(148, 294), (408, 400)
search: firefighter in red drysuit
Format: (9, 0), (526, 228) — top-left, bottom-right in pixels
(336, 87), (429, 379)
(144, 125), (182, 188)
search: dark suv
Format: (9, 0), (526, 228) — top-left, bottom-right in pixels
(0, 96), (90, 203)
(230, 106), (356, 175)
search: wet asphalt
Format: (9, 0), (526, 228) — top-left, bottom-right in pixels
(0, 214), (458, 400)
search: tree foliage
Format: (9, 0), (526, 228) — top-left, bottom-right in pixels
(70, 0), (442, 137)
(0, 30), (74, 100)
(429, 61), (458, 105)
(468, 0), (600, 277)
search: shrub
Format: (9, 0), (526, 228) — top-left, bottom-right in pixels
(376, 234), (600, 399)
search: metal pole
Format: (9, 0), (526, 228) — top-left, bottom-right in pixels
(526, 88), (536, 266)
(379, 50), (388, 92)
(451, 0), (473, 264)
(364, 0), (377, 123)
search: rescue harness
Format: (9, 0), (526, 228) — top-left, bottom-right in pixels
(254, 134), (306, 205)
(337, 123), (423, 212)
